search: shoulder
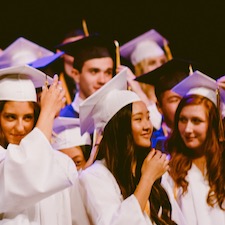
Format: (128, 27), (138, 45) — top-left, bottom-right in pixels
(79, 160), (118, 187)
(80, 160), (110, 179)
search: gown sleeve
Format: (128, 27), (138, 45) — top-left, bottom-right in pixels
(0, 127), (77, 213)
(79, 160), (152, 225)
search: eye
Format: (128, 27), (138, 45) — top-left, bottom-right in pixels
(90, 68), (99, 74)
(24, 114), (34, 122)
(168, 97), (181, 103)
(179, 116), (187, 123)
(4, 114), (16, 121)
(148, 60), (156, 66)
(105, 69), (113, 76)
(160, 58), (167, 64)
(134, 116), (142, 121)
(75, 161), (82, 167)
(192, 118), (202, 124)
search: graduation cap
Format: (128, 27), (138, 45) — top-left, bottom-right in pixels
(28, 52), (65, 77)
(120, 29), (168, 66)
(51, 117), (91, 150)
(172, 70), (225, 141)
(0, 65), (53, 102)
(172, 70), (225, 106)
(57, 33), (116, 70)
(135, 58), (192, 99)
(79, 68), (141, 135)
(0, 37), (54, 69)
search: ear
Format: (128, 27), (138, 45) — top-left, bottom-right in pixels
(71, 68), (80, 84)
(156, 101), (163, 115)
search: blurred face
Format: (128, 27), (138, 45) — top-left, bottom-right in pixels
(158, 90), (182, 129)
(75, 57), (113, 99)
(178, 104), (208, 152)
(143, 54), (167, 73)
(59, 146), (86, 170)
(0, 101), (35, 145)
(132, 101), (153, 147)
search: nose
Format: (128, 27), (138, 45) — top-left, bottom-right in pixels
(185, 121), (193, 133)
(144, 118), (153, 132)
(97, 72), (107, 84)
(15, 119), (25, 132)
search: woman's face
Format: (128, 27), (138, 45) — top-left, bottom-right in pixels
(142, 54), (167, 73)
(0, 101), (35, 145)
(59, 146), (86, 170)
(178, 104), (208, 152)
(132, 101), (153, 148)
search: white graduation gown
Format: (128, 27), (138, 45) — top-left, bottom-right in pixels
(162, 165), (225, 225)
(79, 160), (153, 225)
(0, 128), (78, 225)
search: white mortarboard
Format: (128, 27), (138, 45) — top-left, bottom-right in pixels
(79, 68), (141, 135)
(120, 29), (168, 66)
(0, 65), (53, 102)
(0, 37), (54, 69)
(52, 117), (92, 150)
(172, 70), (225, 106)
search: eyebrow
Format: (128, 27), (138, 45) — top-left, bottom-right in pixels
(132, 110), (149, 116)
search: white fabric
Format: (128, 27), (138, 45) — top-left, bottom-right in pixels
(0, 37), (53, 69)
(79, 160), (153, 225)
(187, 87), (217, 106)
(52, 127), (91, 150)
(94, 90), (140, 133)
(71, 92), (83, 114)
(162, 165), (225, 225)
(147, 103), (162, 130)
(0, 75), (37, 102)
(130, 40), (164, 66)
(0, 128), (87, 225)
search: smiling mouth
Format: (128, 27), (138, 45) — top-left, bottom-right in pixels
(12, 134), (25, 138)
(142, 133), (151, 138)
(185, 136), (195, 141)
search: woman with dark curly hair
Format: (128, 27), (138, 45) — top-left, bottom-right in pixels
(162, 71), (225, 225)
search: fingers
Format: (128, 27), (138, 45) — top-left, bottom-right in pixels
(217, 76), (225, 89)
(146, 148), (156, 160)
(151, 150), (170, 169)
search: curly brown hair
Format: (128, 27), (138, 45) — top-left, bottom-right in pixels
(167, 95), (225, 210)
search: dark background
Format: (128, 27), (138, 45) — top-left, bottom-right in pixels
(1, 0), (225, 78)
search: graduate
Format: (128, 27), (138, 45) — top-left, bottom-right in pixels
(120, 29), (170, 130)
(135, 58), (192, 151)
(57, 33), (116, 118)
(0, 65), (87, 225)
(78, 68), (181, 225)
(161, 71), (225, 225)
(51, 116), (92, 170)
(0, 37), (53, 69)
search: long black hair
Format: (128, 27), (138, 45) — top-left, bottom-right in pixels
(97, 103), (176, 225)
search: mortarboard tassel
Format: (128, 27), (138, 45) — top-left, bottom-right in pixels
(216, 88), (225, 142)
(114, 40), (121, 70)
(189, 64), (193, 75)
(82, 19), (89, 37)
